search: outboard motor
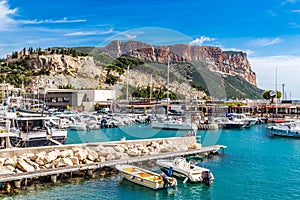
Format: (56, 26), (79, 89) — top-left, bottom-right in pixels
(202, 171), (211, 187)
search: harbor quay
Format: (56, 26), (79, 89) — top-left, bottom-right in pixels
(0, 136), (225, 194)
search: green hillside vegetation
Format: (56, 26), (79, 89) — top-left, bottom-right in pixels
(170, 61), (263, 99)
(223, 75), (263, 99)
(104, 56), (146, 85)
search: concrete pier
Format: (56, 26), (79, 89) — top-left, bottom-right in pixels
(0, 137), (226, 193)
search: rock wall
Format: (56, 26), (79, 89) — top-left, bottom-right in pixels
(0, 137), (198, 175)
(100, 40), (257, 86)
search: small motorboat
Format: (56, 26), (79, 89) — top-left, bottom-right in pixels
(266, 121), (300, 138)
(156, 157), (214, 186)
(115, 164), (177, 190)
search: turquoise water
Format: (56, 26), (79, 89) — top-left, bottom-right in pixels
(3, 125), (300, 199)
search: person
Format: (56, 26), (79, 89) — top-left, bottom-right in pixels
(160, 171), (169, 189)
(168, 166), (173, 177)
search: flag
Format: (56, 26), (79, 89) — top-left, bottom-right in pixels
(270, 90), (276, 97)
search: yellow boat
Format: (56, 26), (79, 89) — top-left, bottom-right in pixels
(116, 164), (177, 190)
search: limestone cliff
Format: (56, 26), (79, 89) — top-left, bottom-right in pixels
(99, 40), (256, 85)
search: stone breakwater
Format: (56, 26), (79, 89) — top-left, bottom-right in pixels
(0, 137), (199, 176)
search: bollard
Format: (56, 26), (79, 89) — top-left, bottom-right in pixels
(51, 175), (57, 183)
(87, 169), (93, 177)
(14, 180), (21, 188)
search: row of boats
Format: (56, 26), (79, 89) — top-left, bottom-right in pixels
(116, 156), (214, 190)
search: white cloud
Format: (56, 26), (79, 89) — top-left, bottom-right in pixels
(291, 10), (300, 13)
(0, 0), (18, 29)
(250, 38), (282, 47)
(63, 28), (114, 36)
(189, 36), (215, 46)
(63, 31), (98, 36)
(249, 55), (300, 99)
(18, 17), (86, 25)
(289, 22), (300, 28)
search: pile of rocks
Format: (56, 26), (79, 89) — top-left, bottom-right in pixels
(0, 139), (196, 175)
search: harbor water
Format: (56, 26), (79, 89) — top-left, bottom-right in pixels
(2, 124), (300, 199)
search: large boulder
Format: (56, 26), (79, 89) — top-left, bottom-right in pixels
(74, 148), (88, 161)
(24, 158), (40, 170)
(61, 157), (74, 167)
(113, 146), (125, 153)
(16, 159), (35, 172)
(0, 166), (15, 175)
(70, 156), (80, 166)
(106, 154), (115, 161)
(87, 148), (99, 161)
(59, 149), (74, 158)
(0, 157), (6, 166)
(98, 149), (110, 157)
(127, 148), (141, 157)
(4, 158), (16, 167)
(98, 156), (106, 162)
(159, 145), (172, 153)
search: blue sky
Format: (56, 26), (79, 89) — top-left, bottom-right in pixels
(1, 0), (300, 98)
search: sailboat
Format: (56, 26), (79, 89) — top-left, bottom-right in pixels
(151, 57), (198, 133)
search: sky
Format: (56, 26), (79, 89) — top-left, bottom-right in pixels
(1, 0), (300, 98)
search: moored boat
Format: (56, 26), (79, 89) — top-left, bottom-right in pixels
(266, 121), (300, 138)
(8, 116), (67, 147)
(156, 157), (214, 186)
(116, 164), (177, 190)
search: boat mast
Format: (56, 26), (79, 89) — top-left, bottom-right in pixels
(167, 56), (170, 119)
(150, 74), (152, 101)
(275, 67), (278, 115)
(126, 65), (129, 101)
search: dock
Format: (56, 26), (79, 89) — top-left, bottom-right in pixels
(0, 137), (226, 193)
(0, 145), (226, 183)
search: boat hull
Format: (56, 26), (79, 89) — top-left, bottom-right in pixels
(151, 121), (195, 130)
(9, 135), (66, 147)
(267, 122), (300, 138)
(116, 164), (176, 190)
(156, 159), (214, 186)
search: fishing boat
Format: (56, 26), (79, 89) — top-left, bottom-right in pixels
(156, 157), (214, 186)
(115, 164), (177, 190)
(266, 120), (300, 138)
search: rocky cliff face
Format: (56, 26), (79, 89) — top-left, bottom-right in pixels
(99, 40), (256, 85)
(7, 53), (104, 89)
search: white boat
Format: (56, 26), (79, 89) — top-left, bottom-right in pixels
(0, 119), (17, 149)
(227, 113), (258, 126)
(266, 121), (300, 138)
(8, 116), (67, 147)
(116, 164), (177, 190)
(212, 117), (248, 129)
(156, 157), (214, 186)
(69, 123), (87, 131)
(151, 117), (198, 131)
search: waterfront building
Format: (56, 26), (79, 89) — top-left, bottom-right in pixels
(35, 89), (116, 111)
